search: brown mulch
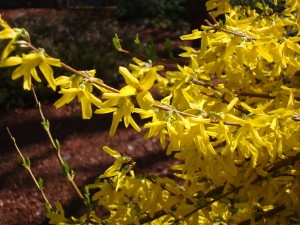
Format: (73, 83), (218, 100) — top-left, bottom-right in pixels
(0, 9), (188, 225)
(0, 104), (179, 225)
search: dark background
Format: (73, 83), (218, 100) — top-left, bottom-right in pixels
(0, 0), (116, 8)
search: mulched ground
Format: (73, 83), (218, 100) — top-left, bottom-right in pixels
(0, 9), (189, 225)
(0, 104), (179, 225)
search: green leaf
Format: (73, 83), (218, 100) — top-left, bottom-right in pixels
(70, 170), (76, 179)
(84, 186), (91, 214)
(20, 28), (30, 42)
(145, 41), (157, 60)
(164, 38), (174, 58)
(41, 119), (50, 129)
(55, 139), (61, 151)
(38, 177), (44, 190)
(62, 162), (69, 178)
(134, 33), (142, 54)
(218, 20), (223, 28)
(45, 202), (51, 213)
(112, 33), (122, 51)
(12, 40), (29, 46)
(22, 157), (31, 168)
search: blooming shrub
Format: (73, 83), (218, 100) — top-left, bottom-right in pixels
(1, 0), (300, 224)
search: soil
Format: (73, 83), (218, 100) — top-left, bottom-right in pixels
(0, 9), (189, 225)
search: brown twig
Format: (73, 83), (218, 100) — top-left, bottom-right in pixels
(118, 48), (188, 64)
(27, 43), (244, 127)
(204, 18), (258, 40)
(264, 152), (300, 173)
(190, 78), (217, 90)
(173, 186), (241, 224)
(237, 204), (286, 225)
(239, 92), (300, 101)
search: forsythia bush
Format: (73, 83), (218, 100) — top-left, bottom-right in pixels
(1, 0), (300, 224)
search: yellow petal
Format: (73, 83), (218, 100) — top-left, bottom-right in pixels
(94, 107), (116, 114)
(39, 61), (56, 91)
(119, 66), (139, 86)
(78, 94), (92, 119)
(136, 91), (154, 110)
(0, 56), (22, 67)
(226, 97), (239, 112)
(23, 72), (32, 90)
(129, 117), (141, 132)
(109, 109), (123, 136)
(256, 46), (274, 62)
(0, 27), (17, 39)
(31, 67), (41, 82)
(140, 70), (157, 91)
(55, 76), (72, 86)
(180, 29), (202, 40)
(1, 39), (16, 60)
(54, 93), (77, 108)
(83, 90), (102, 108)
(119, 85), (136, 96)
(43, 56), (61, 67)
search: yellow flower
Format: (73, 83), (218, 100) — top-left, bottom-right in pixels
(119, 66), (156, 110)
(54, 70), (102, 119)
(129, 57), (164, 77)
(95, 66), (157, 135)
(0, 51), (61, 90)
(206, 0), (232, 17)
(95, 95), (140, 136)
(0, 15), (19, 59)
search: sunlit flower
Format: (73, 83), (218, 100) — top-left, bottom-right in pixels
(54, 70), (102, 119)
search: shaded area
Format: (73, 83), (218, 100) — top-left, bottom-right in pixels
(0, 8), (188, 108)
(0, 102), (182, 225)
(0, 0), (116, 9)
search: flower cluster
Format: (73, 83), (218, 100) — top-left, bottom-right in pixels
(1, 0), (300, 224)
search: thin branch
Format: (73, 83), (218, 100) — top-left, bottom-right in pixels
(118, 48), (188, 64)
(32, 87), (86, 204)
(240, 92), (300, 101)
(237, 204), (286, 225)
(173, 186), (240, 224)
(239, 92), (275, 99)
(264, 152), (300, 173)
(29, 43), (120, 94)
(27, 43), (243, 127)
(204, 18), (258, 40)
(6, 127), (52, 210)
(199, 91), (249, 114)
(191, 77), (247, 114)
(60, 62), (120, 93)
(190, 78), (218, 90)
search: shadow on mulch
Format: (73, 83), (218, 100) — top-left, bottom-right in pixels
(0, 102), (179, 225)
